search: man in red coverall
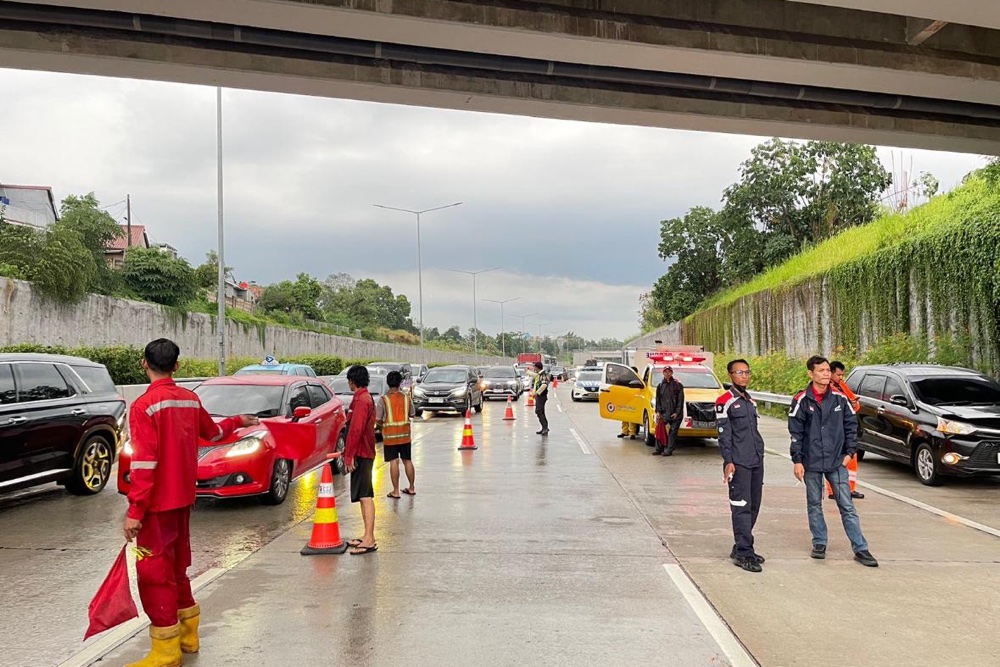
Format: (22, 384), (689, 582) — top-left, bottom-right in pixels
(123, 339), (257, 667)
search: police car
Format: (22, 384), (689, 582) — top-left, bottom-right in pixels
(234, 356), (317, 378)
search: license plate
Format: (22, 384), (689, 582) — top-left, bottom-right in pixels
(692, 420), (714, 429)
(429, 397), (445, 404)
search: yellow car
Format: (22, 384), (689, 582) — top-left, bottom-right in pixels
(598, 361), (722, 446)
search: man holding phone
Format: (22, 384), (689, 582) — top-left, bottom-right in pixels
(716, 359), (766, 573)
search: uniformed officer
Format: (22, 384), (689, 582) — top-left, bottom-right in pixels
(716, 358), (766, 573)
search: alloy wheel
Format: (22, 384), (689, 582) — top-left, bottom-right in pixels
(81, 440), (113, 491)
(916, 448), (934, 481)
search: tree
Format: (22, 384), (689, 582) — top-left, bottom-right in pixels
(57, 193), (123, 294)
(194, 251), (232, 289)
(259, 273), (323, 320)
(121, 247), (197, 306)
(321, 273), (415, 331)
(441, 325), (464, 344)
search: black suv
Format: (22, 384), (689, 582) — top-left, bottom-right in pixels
(846, 364), (1000, 485)
(0, 353), (125, 495)
(412, 365), (483, 415)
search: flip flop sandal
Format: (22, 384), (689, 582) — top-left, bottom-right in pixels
(350, 544), (378, 555)
(346, 538), (365, 548)
(401, 489), (416, 496)
(387, 493), (401, 499)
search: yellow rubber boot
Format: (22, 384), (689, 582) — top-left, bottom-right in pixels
(177, 604), (200, 654)
(126, 623), (182, 667)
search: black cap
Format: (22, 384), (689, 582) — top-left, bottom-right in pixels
(533, 361), (543, 370)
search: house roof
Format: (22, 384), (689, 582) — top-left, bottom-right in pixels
(107, 225), (148, 251)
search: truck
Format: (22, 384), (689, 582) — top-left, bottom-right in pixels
(517, 353), (556, 369)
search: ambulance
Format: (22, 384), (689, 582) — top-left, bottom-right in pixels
(598, 347), (723, 446)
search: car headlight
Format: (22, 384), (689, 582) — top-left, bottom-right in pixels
(225, 431), (267, 458)
(412, 386), (426, 397)
(937, 417), (976, 436)
(451, 387), (467, 397)
(508, 381), (517, 387)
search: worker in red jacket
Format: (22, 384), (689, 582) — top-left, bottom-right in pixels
(123, 339), (257, 667)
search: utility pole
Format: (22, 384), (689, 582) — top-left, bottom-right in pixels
(125, 194), (131, 248)
(216, 86), (226, 377)
(483, 297), (520, 360)
(446, 267), (500, 363)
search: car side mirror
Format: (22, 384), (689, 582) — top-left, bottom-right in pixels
(628, 379), (644, 389)
(888, 395), (909, 407)
(292, 406), (311, 421)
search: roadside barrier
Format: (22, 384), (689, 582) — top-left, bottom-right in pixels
(300, 460), (347, 555)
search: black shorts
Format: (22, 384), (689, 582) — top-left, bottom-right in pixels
(383, 443), (412, 462)
(350, 457), (375, 503)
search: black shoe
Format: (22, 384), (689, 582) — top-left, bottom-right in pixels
(851, 490), (865, 499)
(539, 430), (549, 436)
(617, 433), (627, 438)
(828, 494), (835, 500)
(664, 449), (674, 456)
(629, 434), (636, 440)
(730, 546), (765, 564)
(854, 550), (878, 567)
(733, 556), (762, 573)
(652, 450), (662, 456)
(811, 544), (827, 559)
(536, 429), (544, 434)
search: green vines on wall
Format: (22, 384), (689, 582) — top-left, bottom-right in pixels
(682, 178), (1000, 375)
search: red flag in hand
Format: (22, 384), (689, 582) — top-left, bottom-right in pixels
(84, 544), (139, 640)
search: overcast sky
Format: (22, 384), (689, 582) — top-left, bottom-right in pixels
(0, 68), (987, 340)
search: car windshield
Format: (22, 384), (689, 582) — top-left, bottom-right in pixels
(910, 376), (1000, 406)
(577, 371), (602, 382)
(330, 377), (386, 396)
(235, 368), (284, 376)
(485, 367), (515, 378)
(424, 369), (468, 384)
(196, 383), (286, 418)
(651, 369), (721, 389)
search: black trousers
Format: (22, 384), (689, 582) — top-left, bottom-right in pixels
(728, 464), (764, 559)
(535, 394), (548, 430)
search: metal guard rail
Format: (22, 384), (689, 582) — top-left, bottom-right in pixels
(748, 390), (794, 406)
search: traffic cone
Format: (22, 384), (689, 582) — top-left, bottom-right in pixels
(301, 463), (347, 555)
(526, 389), (535, 407)
(458, 409), (478, 450)
(503, 395), (516, 421)
(552, 376), (559, 388)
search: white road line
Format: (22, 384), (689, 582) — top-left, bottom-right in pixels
(57, 566), (229, 667)
(662, 564), (758, 667)
(763, 447), (1000, 540)
(569, 428), (591, 454)
(557, 404), (564, 413)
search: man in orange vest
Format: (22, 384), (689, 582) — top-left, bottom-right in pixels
(827, 360), (864, 500)
(377, 370), (416, 498)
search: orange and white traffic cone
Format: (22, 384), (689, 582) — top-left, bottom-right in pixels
(503, 396), (515, 421)
(458, 409), (478, 450)
(301, 462), (347, 555)
(552, 376), (559, 388)
(526, 389), (535, 408)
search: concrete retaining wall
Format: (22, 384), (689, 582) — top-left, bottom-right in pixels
(0, 278), (511, 365)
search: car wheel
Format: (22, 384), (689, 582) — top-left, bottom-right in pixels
(856, 449), (866, 462)
(914, 442), (943, 486)
(572, 395), (579, 402)
(643, 412), (656, 447)
(332, 431), (347, 476)
(261, 458), (292, 505)
(67, 435), (114, 495)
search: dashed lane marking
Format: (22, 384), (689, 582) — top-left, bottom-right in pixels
(569, 428), (591, 454)
(662, 564), (758, 667)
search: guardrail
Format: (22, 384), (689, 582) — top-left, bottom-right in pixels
(748, 390), (793, 407)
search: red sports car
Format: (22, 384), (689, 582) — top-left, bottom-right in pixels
(117, 375), (347, 505)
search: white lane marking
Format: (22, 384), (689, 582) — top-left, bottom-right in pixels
(569, 428), (591, 454)
(57, 564), (229, 667)
(662, 564), (758, 667)
(557, 404), (564, 413)
(763, 447), (1000, 540)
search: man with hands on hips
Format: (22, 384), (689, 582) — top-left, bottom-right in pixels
(788, 355), (878, 567)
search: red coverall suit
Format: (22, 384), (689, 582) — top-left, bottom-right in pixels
(127, 378), (240, 627)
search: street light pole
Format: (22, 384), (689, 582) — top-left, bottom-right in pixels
(446, 267), (500, 362)
(374, 202), (464, 350)
(216, 86), (226, 377)
(483, 297), (521, 359)
(512, 312), (540, 354)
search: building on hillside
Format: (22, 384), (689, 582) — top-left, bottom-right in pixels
(105, 224), (149, 269)
(152, 242), (178, 259)
(206, 275), (259, 313)
(0, 184), (58, 228)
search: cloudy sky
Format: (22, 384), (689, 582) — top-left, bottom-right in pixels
(0, 68), (987, 340)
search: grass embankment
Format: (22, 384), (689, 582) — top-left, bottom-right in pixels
(699, 181), (994, 311)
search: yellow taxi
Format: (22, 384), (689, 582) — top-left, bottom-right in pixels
(598, 351), (722, 446)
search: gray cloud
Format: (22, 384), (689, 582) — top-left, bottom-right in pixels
(0, 68), (987, 340)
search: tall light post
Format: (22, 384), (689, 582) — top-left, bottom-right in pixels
(374, 202), (463, 349)
(446, 266), (500, 362)
(483, 297), (521, 359)
(216, 86), (226, 376)
(511, 312), (540, 354)
(533, 321), (550, 349)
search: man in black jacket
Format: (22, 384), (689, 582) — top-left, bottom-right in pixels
(717, 358), (766, 572)
(653, 367), (684, 456)
(789, 356), (878, 567)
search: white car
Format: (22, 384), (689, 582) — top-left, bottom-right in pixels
(572, 368), (603, 402)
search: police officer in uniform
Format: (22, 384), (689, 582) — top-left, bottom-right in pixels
(716, 358), (766, 573)
(532, 361), (550, 436)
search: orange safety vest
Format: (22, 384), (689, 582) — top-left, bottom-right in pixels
(381, 391), (412, 446)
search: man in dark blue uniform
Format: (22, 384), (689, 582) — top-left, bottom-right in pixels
(716, 358), (766, 573)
